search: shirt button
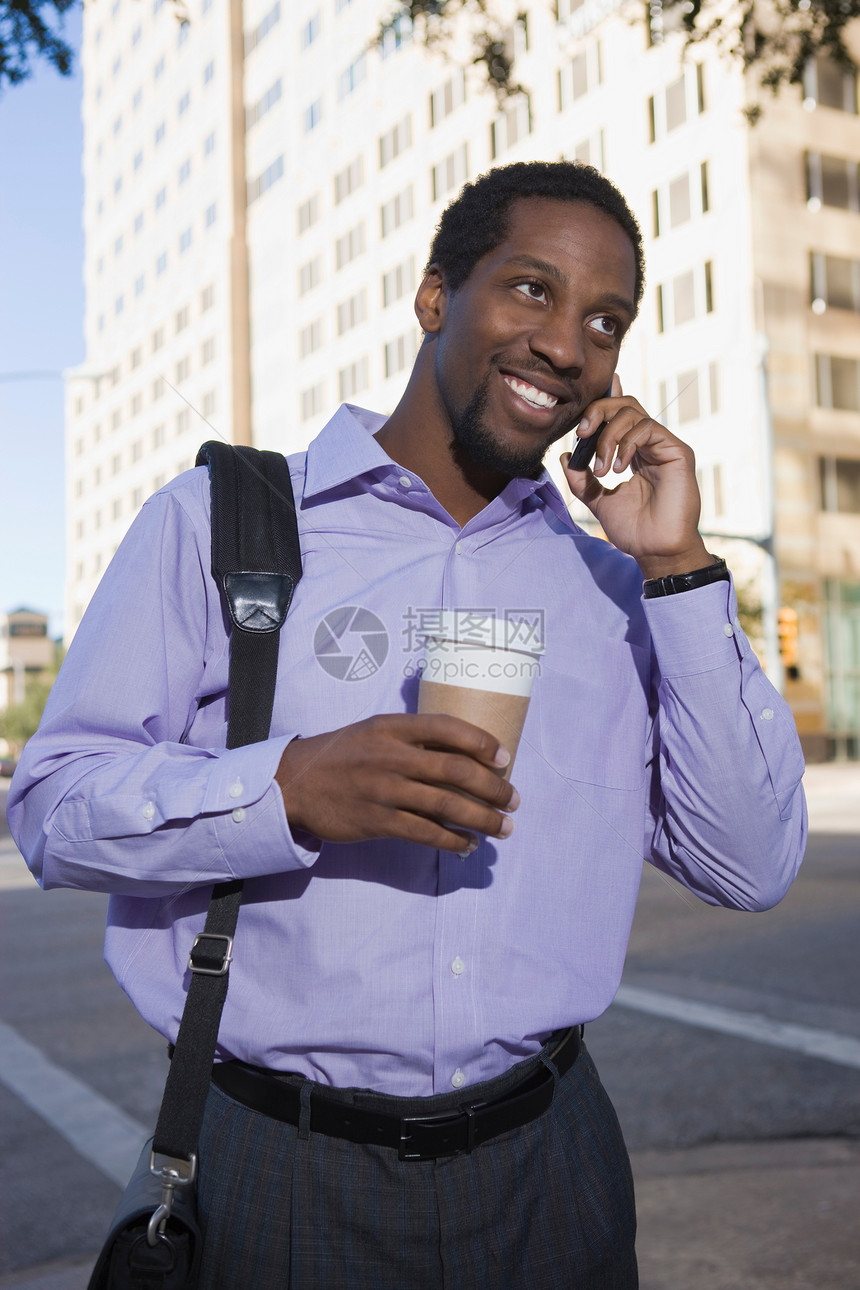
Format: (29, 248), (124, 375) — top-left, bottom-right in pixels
(760, 708), (774, 721)
(228, 780), (243, 799)
(451, 956), (465, 976)
(398, 475), (412, 488)
(451, 1068), (465, 1088)
(723, 623), (734, 637)
(455, 540), (463, 554)
(142, 802), (155, 820)
(232, 807), (246, 822)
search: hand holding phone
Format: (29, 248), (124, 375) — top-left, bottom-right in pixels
(567, 381), (614, 471)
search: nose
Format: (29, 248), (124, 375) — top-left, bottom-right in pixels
(528, 311), (585, 375)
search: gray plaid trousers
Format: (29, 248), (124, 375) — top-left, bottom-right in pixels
(196, 1043), (637, 1289)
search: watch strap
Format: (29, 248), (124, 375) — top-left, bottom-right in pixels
(642, 556), (729, 599)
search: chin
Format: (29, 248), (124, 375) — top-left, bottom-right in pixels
(452, 381), (550, 479)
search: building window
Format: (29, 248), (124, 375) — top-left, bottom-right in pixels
(112, 498), (122, 520)
(299, 318), (324, 358)
(380, 12), (412, 57)
(130, 391), (143, 416)
(132, 486), (144, 509)
(179, 227), (192, 254)
(431, 142), (469, 202)
(303, 97), (323, 132)
(338, 53), (367, 101)
(178, 90), (190, 116)
(203, 60), (214, 85)
(176, 408), (191, 434)
(490, 95), (531, 159)
(205, 202), (217, 227)
(297, 192), (321, 233)
(247, 154), (284, 204)
(204, 131), (216, 157)
(247, 77), (282, 128)
(337, 288), (368, 335)
(152, 326), (165, 351)
(805, 151), (860, 211)
(335, 222), (366, 270)
(152, 376), (165, 400)
(301, 11), (321, 47)
(134, 211), (144, 233)
(557, 44), (601, 111)
(152, 423), (165, 447)
(379, 115), (412, 168)
(299, 255), (322, 295)
(155, 121), (165, 145)
(133, 149), (143, 171)
(803, 55), (858, 114)
(131, 438), (143, 461)
(201, 337), (216, 365)
(114, 294), (124, 315)
(823, 579), (860, 741)
(301, 381), (325, 421)
(384, 330), (418, 378)
(175, 305), (190, 332)
(816, 354), (860, 411)
(202, 390), (217, 419)
(179, 158), (191, 185)
(338, 357), (370, 401)
(154, 55), (165, 80)
(655, 262), (714, 331)
(334, 156), (364, 205)
(820, 457), (860, 513)
(131, 349), (144, 374)
(380, 185), (414, 238)
(382, 258), (415, 307)
(155, 186), (166, 209)
(245, 1), (281, 56)
(648, 65), (705, 142)
(201, 283), (215, 312)
(810, 252), (860, 313)
(429, 71), (465, 127)
(175, 356), (191, 383)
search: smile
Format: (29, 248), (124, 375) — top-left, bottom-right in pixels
(502, 376), (559, 410)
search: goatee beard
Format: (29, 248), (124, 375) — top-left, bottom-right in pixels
(451, 376), (552, 480)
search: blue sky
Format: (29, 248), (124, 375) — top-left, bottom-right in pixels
(0, 8), (84, 638)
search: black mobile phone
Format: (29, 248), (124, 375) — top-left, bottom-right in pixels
(568, 381), (614, 471)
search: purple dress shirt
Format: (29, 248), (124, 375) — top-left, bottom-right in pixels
(9, 405), (807, 1096)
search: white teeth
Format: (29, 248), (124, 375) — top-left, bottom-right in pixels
(504, 377), (558, 409)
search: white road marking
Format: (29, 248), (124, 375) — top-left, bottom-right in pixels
(0, 1019), (147, 1186)
(615, 985), (860, 1070)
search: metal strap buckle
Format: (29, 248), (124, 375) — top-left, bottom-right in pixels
(188, 932), (233, 976)
(146, 1150), (197, 1247)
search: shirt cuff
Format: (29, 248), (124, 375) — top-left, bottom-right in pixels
(643, 577), (747, 678)
(207, 737), (322, 877)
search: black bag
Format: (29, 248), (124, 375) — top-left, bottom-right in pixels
(87, 443), (302, 1289)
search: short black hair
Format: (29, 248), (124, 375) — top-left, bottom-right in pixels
(426, 161), (645, 311)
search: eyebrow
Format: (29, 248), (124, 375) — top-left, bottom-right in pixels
(504, 254), (636, 320)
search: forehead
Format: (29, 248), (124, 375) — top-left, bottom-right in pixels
(479, 197), (636, 294)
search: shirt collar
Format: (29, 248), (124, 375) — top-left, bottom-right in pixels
(303, 404), (395, 499)
(303, 403), (583, 535)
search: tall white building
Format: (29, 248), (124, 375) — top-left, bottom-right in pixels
(67, 0), (860, 757)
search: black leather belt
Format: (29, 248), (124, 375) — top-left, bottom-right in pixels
(211, 1025), (582, 1161)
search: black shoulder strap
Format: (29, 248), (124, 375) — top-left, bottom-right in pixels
(152, 441), (301, 1169)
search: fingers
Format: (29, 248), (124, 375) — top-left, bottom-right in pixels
(398, 712), (512, 771)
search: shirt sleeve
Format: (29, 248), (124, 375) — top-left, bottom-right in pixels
(7, 473), (320, 896)
(644, 577), (807, 910)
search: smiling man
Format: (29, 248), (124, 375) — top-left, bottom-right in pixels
(10, 163), (806, 1289)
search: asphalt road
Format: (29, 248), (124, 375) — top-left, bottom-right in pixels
(1, 766), (858, 1288)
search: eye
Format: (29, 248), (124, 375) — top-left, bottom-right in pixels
(514, 280), (547, 303)
(589, 315), (618, 338)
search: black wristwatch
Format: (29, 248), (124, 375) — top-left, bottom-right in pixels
(642, 556), (729, 599)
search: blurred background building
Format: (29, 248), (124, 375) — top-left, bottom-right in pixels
(64, 0), (860, 759)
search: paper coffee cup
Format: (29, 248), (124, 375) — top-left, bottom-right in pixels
(417, 614), (543, 777)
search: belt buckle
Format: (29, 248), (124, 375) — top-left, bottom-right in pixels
(398, 1101), (487, 1162)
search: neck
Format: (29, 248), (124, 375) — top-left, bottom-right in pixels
(375, 343), (510, 527)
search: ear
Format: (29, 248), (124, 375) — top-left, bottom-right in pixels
(414, 266), (447, 335)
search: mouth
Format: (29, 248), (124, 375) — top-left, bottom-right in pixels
(501, 374), (560, 411)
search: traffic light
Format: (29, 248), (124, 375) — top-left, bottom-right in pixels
(777, 606), (799, 680)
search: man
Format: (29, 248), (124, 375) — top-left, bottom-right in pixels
(10, 162), (806, 1288)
